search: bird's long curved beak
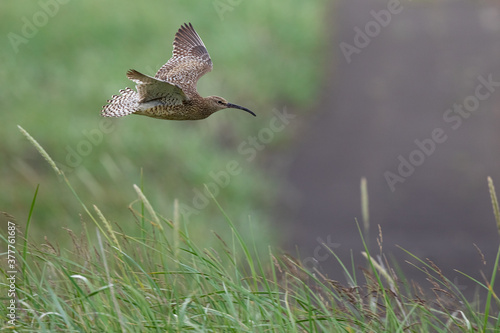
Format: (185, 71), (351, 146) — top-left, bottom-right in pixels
(227, 103), (256, 117)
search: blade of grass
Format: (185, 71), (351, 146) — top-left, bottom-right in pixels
(355, 219), (399, 328)
(22, 184), (39, 289)
(96, 228), (126, 333)
(17, 126), (61, 176)
(360, 177), (369, 244)
(173, 198), (180, 261)
(483, 245), (500, 329)
(94, 205), (121, 252)
(484, 177), (500, 330)
(140, 168), (146, 242)
(204, 184), (259, 291)
(488, 177), (500, 235)
(133, 184), (161, 230)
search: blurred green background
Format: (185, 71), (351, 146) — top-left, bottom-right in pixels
(1, 1), (328, 248)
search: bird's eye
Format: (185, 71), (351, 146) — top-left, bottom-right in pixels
(217, 100), (224, 104)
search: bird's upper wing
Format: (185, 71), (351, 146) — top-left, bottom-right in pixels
(154, 23), (213, 93)
(127, 69), (187, 104)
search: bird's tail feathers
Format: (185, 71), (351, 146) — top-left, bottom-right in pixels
(101, 88), (138, 117)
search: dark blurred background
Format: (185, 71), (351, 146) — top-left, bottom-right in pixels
(278, 0), (500, 297)
(2, 0), (500, 297)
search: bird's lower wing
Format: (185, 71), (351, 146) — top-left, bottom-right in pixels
(126, 69), (187, 104)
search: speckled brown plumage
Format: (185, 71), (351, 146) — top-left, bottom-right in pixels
(102, 23), (255, 120)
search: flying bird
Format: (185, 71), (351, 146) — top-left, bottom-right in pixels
(102, 23), (255, 120)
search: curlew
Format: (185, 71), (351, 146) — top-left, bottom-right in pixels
(101, 23), (255, 120)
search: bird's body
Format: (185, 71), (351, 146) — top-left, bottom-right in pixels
(102, 23), (255, 120)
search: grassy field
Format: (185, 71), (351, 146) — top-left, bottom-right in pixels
(2, 136), (500, 331)
(1, 0), (327, 247)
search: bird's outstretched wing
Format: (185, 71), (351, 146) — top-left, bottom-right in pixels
(127, 69), (187, 104)
(154, 23), (213, 93)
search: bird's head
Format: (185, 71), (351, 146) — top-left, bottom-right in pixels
(205, 96), (256, 117)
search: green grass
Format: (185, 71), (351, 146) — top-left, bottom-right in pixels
(1, 0), (328, 248)
(2, 129), (500, 332)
